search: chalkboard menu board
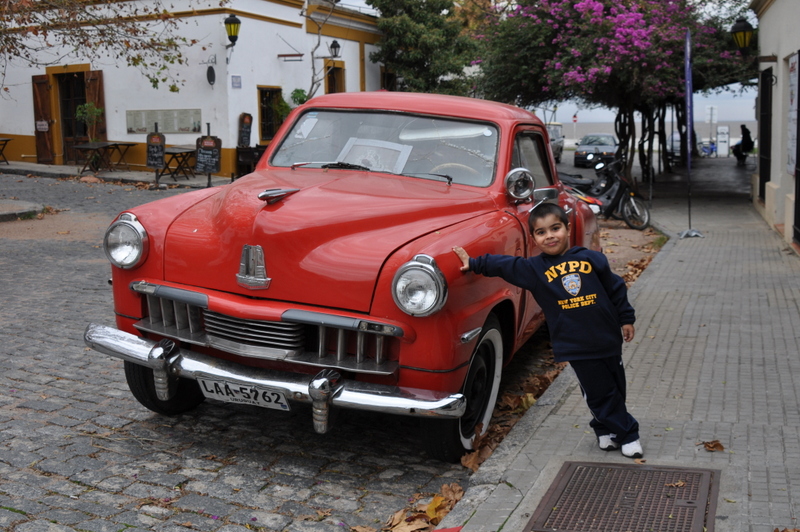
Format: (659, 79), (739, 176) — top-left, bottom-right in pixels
(146, 132), (165, 169)
(238, 113), (253, 147)
(195, 136), (221, 174)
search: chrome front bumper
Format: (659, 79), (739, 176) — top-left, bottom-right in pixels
(84, 323), (466, 433)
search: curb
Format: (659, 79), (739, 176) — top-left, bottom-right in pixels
(0, 200), (43, 223)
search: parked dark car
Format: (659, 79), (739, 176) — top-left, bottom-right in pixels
(574, 133), (617, 167)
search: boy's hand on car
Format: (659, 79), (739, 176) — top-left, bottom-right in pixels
(452, 246), (470, 272)
(622, 324), (635, 342)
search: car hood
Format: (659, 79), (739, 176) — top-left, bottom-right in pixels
(163, 169), (496, 312)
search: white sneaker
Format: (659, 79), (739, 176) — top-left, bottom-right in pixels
(621, 440), (644, 458)
(598, 434), (619, 451)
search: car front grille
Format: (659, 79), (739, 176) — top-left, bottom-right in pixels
(133, 294), (397, 375)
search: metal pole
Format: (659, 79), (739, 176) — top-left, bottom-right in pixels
(679, 30), (703, 239)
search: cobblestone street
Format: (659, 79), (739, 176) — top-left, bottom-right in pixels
(0, 174), (471, 532)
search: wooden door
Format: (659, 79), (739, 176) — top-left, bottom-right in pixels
(85, 70), (107, 141)
(32, 75), (54, 163)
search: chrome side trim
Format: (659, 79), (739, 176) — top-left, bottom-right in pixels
(130, 281), (209, 308)
(282, 309), (404, 337)
(84, 323), (465, 427)
(460, 327), (483, 344)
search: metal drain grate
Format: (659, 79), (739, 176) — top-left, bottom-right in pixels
(524, 462), (720, 532)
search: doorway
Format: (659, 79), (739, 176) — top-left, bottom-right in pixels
(32, 67), (106, 165)
(57, 72), (88, 164)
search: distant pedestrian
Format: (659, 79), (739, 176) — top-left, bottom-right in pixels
(732, 124), (754, 166)
(452, 203), (643, 458)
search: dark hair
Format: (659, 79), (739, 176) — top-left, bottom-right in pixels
(529, 202), (569, 232)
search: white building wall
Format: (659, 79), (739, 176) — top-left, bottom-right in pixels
(752, 0), (800, 242)
(0, 0), (382, 167)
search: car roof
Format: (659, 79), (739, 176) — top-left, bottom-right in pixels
(305, 91), (541, 124)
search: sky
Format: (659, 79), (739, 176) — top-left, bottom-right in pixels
(533, 84), (758, 124)
(337, 1), (758, 125)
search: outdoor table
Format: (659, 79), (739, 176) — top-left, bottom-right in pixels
(157, 146), (196, 181)
(0, 138), (12, 164)
(74, 141), (119, 173)
(109, 142), (137, 170)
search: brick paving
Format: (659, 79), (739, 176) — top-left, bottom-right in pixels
(0, 172), (470, 532)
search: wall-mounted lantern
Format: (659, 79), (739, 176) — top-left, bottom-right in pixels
(225, 14), (242, 48)
(329, 40), (341, 58)
(730, 18), (754, 53)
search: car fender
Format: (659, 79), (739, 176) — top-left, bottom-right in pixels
(370, 209), (530, 391)
(108, 187), (222, 325)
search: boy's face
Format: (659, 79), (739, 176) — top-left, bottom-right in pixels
(532, 213), (571, 256)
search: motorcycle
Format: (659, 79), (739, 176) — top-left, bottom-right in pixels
(698, 140), (717, 158)
(560, 153), (650, 230)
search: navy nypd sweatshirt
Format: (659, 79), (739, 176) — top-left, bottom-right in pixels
(469, 246), (635, 362)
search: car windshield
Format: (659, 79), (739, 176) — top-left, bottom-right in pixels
(270, 110), (499, 187)
(580, 135), (615, 146)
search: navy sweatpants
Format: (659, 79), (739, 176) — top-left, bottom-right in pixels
(570, 355), (639, 445)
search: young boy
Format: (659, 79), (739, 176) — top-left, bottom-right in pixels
(452, 202), (643, 458)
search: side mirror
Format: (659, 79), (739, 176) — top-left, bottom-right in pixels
(532, 188), (558, 204)
(504, 168), (536, 202)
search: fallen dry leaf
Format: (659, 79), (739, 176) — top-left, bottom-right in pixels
(389, 519), (430, 532)
(352, 527), (377, 532)
(698, 440), (725, 452)
(383, 484), (463, 532)
(386, 509), (406, 529)
(665, 480), (686, 488)
(622, 256), (653, 285)
(634, 458), (647, 464)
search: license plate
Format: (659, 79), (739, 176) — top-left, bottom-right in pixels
(198, 378), (290, 411)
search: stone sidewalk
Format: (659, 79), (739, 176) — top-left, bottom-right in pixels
(439, 157), (800, 531)
(0, 160), (229, 221)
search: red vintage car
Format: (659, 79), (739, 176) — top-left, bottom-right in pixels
(85, 92), (600, 462)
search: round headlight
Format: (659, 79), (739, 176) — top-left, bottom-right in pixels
(104, 214), (148, 269)
(504, 167), (535, 202)
(392, 254), (448, 317)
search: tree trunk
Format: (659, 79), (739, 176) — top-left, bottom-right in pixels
(614, 103), (636, 182)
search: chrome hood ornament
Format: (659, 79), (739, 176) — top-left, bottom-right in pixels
(236, 245), (271, 289)
(258, 188), (301, 204)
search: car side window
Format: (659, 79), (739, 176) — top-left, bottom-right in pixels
(512, 132), (554, 186)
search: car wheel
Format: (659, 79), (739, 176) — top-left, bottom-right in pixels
(622, 195), (650, 230)
(422, 314), (503, 462)
(124, 361), (206, 415)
